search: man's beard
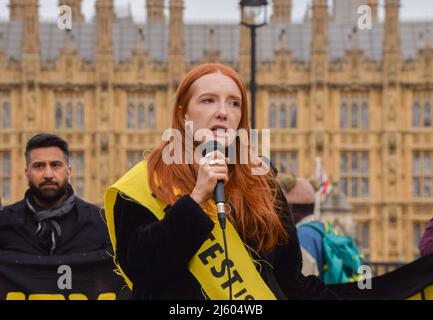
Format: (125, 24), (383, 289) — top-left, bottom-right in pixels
(29, 180), (69, 206)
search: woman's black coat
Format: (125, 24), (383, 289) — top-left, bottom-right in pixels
(114, 190), (338, 300)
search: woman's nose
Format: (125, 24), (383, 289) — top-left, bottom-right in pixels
(216, 102), (228, 118)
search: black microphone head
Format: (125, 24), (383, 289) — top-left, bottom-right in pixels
(201, 140), (225, 157)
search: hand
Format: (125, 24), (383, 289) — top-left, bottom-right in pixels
(191, 150), (229, 207)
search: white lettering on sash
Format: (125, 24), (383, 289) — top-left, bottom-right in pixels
(198, 233), (254, 300)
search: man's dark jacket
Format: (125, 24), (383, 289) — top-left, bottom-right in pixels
(0, 197), (111, 255)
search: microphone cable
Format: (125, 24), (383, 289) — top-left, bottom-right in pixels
(216, 201), (232, 301)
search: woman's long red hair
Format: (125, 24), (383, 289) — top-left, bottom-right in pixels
(147, 63), (288, 253)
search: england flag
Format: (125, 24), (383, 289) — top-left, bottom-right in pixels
(319, 167), (332, 200)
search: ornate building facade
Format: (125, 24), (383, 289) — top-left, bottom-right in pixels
(0, 0), (432, 262)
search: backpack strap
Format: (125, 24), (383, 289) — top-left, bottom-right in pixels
(300, 222), (326, 237)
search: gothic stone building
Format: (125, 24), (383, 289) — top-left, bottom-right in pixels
(0, 0), (432, 263)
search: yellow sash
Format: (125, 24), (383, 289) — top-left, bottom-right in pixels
(104, 160), (276, 300)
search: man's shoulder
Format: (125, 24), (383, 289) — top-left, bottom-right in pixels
(74, 197), (102, 214)
(73, 197), (110, 243)
(1, 199), (26, 214)
(0, 200), (26, 227)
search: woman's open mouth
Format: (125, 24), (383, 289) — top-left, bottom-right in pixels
(210, 125), (228, 136)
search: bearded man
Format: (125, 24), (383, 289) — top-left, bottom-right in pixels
(0, 133), (110, 255)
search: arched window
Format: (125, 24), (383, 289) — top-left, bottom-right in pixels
(425, 152), (431, 174)
(413, 152), (420, 174)
(362, 152), (369, 197)
(71, 152), (85, 198)
(351, 153), (358, 173)
(362, 152), (369, 174)
(413, 152), (421, 197)
(362, 178), (369, 197)
(76, 178), (84, 198)
(138, 103), (145, 129)
(340, 102), (347, 128)
(269, 104), (276, 128)
(351, 178), (358, 197)
(340, 152), (348, 173)
(351, 102), (358, 128)
(2, 100), (10, 128)
(289, 103), (297, 128)
(413, 224), (422, 255)
(340, 178), (348, 196)
(77, 103), (84, 128)
(66, 103), (73, 128)
(280, 152), (286, 173)
(361, 101), (368, 129)
(148, 103), (155, 129)
(361, 223), (370, 250)
(425, 177), (432, 197)
(3, 152), (10, 175)
(413, 101), (420, 127)
(279, 104), (286, 128)
(424, 102), (431, 127)
(76, 153), (84, 173)
(2, 152), (11, 199)
(270, 152), (276, 168)
(413, 177), (420, 197)
(127, 152), (135, 169)
(290, 152), (297, 174)
(77, 154), (84, 197)
(2, 178), (10, 199)
(127, 103), (135, 129)
(55, 102), (62, 128)
(127, 151), (142, 169)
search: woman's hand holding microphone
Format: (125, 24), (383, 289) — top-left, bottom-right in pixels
(190, 150), (229, 208)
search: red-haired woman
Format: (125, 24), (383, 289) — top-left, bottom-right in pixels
(104, 63), (337, 300)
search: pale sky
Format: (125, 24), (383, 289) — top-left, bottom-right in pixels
(0, 0), (432, 22)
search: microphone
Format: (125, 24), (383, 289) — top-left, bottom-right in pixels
(201, 140), (232, 300)
(201, 140), (227, 229)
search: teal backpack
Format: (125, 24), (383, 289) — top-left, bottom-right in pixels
(302, 221), (363, 285)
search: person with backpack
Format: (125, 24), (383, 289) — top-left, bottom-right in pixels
(280, 175), (324, 277)
(280, 175), (362, 285)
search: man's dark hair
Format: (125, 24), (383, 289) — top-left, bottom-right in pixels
(25, 133), (70, 165)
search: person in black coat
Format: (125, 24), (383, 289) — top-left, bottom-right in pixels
(105, 63), (338, 300)
(0, 133), (110, 255)
(113, 188), (337, 300)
